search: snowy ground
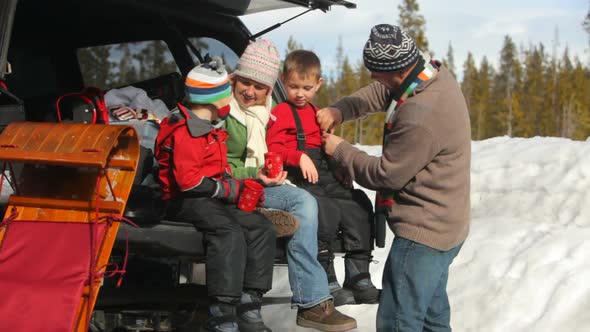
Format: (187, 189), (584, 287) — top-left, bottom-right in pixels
(2, 136), (588, 331)
(262, 136), (590, 332)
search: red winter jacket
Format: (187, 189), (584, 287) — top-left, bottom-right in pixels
(266, 102), (322, 167)
(155, 104), (231, 200)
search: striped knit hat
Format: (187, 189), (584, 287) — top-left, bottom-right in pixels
(363, 24), (419, 72)
(185, 56), (231, 108)
(233, 39), (281, 89)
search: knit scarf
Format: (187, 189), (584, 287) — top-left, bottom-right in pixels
(229, 97), (271, 168)
(379, 52), (438, 200)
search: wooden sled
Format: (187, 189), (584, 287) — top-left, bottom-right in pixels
(0, 122), (139, 332)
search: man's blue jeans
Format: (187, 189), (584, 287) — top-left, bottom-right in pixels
(263, 184), (332, 308)
(377, 237), (463, 332)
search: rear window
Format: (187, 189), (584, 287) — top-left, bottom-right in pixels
(77, 40), (179, 90)
(186, 37), (281, 107)
(186, 37), (239, 73)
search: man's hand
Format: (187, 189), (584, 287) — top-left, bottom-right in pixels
(321, 132), (345, 156)
(316, 107), (343, 133)
(300, 154), (319, 184)
(257, 168), (287, 187)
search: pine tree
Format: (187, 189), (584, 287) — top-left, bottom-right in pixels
(558, 47), (576, 137)
(354, 60), (384, 145)
(546, 27), (560, 136)
(570, 57), (590, 139)
(337, 57), (360, 143)
(475, 57), (493, 140)
(492, 36), (522, 137)
(584, 3), (590, 66)
(78, 45), (114, 89)
(134, 41), (177, 81)
(335, 36), (344, 76)
(116, 43), (138, 85)
(397, 0), (429, 52)
(313, 75), (334, 109)
(461, 52), (478, 138)
(357, 60), (372, 87)
(442, 41), (456, 78)
(286, 36), (303, 54)
(521, 44), (547, 136)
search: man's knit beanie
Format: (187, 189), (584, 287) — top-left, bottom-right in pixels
(363, 24), (419, 72)
(233, 39), (281, 89)
(185, 56), (231, 108)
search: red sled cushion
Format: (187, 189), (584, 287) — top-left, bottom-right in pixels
(0, 220), (105, 332)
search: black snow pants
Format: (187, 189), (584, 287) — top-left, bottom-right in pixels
(289, 148), (374, 253)
(167, 197), (276, 298)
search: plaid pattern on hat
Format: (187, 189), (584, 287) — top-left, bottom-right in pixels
(363, 24), (419, 72)
(185, 57), (231, 107)
(233, 39), (280, 88)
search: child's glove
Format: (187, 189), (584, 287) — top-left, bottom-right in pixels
(374, 193), (393, 248)
(216, 178), (244, 204)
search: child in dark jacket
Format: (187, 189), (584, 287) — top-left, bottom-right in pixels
(266, 50), (379, 306)
(154, 58), (275, 332)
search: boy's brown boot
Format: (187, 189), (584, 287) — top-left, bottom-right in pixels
(255, 208), (299, 237)
(296, 300), (357, 332)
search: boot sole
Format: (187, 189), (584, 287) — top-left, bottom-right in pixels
(255, 208), (299, 237)
(296, 316), (357, 332)
(348, 287), (380, 304)
(237, 317), (272, 332)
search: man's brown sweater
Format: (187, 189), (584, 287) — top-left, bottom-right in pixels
(331, 66), (471, 251)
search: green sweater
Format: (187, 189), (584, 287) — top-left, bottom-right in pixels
(224, 114), (259, 179)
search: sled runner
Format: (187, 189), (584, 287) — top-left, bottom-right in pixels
(0, 122), (139, 332)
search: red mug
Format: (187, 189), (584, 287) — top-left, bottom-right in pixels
(237, 179), (264, 212)
(264, 152), (283, 178)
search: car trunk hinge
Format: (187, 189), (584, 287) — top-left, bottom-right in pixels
(249, 7), (321, 41)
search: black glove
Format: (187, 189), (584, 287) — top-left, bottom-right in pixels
(215, 178), (244, 204)
(374, 193), (393, 248)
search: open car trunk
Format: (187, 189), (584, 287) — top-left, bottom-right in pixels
(0, 1), (358, 331)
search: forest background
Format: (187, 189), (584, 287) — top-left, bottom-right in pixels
(79, 0), (590, 144)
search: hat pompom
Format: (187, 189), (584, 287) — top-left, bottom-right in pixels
(185, 57), (232, 107)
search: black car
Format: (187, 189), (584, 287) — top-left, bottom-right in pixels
(0, 1), (355, 331)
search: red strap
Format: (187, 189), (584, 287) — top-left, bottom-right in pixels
(55, 92), (97, 123)
(375, 193), (394, 207)
(87, 87), (110, 124)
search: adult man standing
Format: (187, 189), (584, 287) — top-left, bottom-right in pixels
(318, 24), (471, 331)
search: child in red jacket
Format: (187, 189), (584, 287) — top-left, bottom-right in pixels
(155, 58), (275, 332)
(266, 50), (379, 306)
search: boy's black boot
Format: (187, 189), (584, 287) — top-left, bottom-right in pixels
(318, 247), (355, 306)
(204, 298), (239, 332)
(236, 290), (272, 332)
(342, 253), (380, 304)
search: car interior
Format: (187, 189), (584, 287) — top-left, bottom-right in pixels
(0, 1), (356, 331)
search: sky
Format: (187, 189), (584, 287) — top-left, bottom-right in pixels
(242, 0), (589, 79)
(261, 136), (590, 331)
